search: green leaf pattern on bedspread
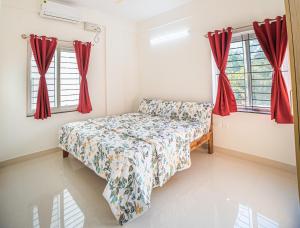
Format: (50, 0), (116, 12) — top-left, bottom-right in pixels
(59, 109), (212, 224)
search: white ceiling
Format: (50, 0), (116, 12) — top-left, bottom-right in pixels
(57, 0), (193, 21)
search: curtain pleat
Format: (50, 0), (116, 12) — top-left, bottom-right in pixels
(208, 28), (237, 116)
(253, 16), (293, 124)
(73, 41), (92, 114)
(30, 34), (57, 120)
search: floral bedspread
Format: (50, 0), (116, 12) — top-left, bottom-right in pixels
(58, 113), (210, 224)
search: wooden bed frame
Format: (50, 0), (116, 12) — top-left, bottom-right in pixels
(63, 116), (214, 158)
(190, 115), (213, 154)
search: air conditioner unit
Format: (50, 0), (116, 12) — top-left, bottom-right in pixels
(40, 0), (82, 23)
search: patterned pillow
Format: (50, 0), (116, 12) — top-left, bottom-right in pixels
(156, 100), (182, 119)
(178, 102), (213, 122)
(138, 98), (161, 115)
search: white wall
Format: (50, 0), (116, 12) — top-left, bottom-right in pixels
(0, 0), (296, 166)
(0, 0), (139, 161)
(138, 0), (296, 165)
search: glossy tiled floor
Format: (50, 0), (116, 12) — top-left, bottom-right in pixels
(0, 148), (299, 228)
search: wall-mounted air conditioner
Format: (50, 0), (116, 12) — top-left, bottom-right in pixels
(40, 0), (82, 23)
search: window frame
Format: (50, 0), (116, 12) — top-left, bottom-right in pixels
(212, 31), (291, 115)
(26, 42), (79, 117)
(231, 33), (271, 114)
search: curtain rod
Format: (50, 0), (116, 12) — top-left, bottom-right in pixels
(21, 34), (73, 43)
(21, 34), (98, 46)
(203, 18), (279, 38)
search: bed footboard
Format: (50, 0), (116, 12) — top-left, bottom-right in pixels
(190, 131), (213, 153)
(190, 115), (213, 154)
(208, 131), (214, 154)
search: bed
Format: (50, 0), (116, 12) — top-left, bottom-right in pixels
(59, 99), (213, 224)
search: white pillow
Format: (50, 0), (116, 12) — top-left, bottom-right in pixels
(155, 100), (182, 119)
(178, 102), (213, 122)
(138, 98), (161, 115)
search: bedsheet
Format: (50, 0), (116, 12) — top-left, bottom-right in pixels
(58, 113), (209, 224)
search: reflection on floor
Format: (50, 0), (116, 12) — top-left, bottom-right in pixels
(234, 204), (253, 228)
(32, 206), (40, 228)
(234, 204), (279, 228)
(257, 212), (279, 228)
(32, 189), (85, 228)
(0, 148), (299, 228)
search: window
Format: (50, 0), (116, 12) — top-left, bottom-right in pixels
(212, 32), (291, 114)
(27, 45), (80, 116)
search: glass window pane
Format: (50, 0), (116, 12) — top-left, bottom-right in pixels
(252, 79), (272, 87)
(251, 58), (270, 66)
(249, 39), (259, 46)
(229, 47), (244, 55)
(232, 87), (246, 93)
(230, 41), (243, 49)
(226, 39), (247, 109)
(234, 92), (246, 100)
(227, 73), (245, 80)
(251, 52), (266, 59)
(252, 86), (272, 94)
(251, 72), (273, 80)
(253, 100), (271, 108)
(227, 61), (244, 68)
(252, 65), (273, 73)
(226, 67), (245, 74)
(228, 54), (244, 62)
(236, 99), (246, 106)
(252, 93), (271, 101)
(250, 44), (263, 53)
(60, 49), (80, 108)
(230, 80), (245, 87)
(249, 37), (273, 110)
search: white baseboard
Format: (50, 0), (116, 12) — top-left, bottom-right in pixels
(215, 146), (296, 174)
(1, 146), (296, 174)
(0, 148), (60, 168)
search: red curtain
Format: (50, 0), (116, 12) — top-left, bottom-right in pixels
(253, 16), (293, 124)
(208, 28), (237, 116)
(74, 41), (92, 114)
(30, 34), (57, 120)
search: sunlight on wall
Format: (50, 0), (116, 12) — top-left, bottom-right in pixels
(150, 29), (190, 45)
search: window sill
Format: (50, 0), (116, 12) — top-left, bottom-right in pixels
(237, 107), (270, 115)
(26, 106), (78, 117)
